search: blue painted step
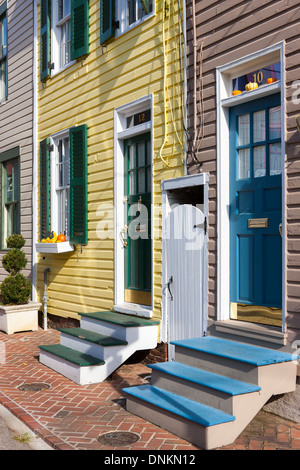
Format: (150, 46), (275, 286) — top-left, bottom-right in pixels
(122, 384), (235, 427)
(171, 336), (297, 366)
(148, 361), (261, 395)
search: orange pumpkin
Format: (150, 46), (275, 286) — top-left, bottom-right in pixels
(267, 77), (277, 84)
(57, 233), (66, 242)
(232, 90), (241, 95)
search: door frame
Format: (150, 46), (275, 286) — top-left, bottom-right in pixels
(216, 42), (286, 331)
(114, 95), (153, 318)
(161, 172), (209, 343)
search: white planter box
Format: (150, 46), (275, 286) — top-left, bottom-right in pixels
(0, 301), (42, 334)
(35, 242), (74, 253)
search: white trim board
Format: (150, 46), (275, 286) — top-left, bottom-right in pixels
(216, 41), (286, 330)
(114, 95), (154, 318)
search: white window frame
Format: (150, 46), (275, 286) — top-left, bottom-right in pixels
(216, 41), (286, 330)
(50, 128), (72, 239)
(114, 94), (153, 318)
(51, 0), (75, 76)
(115, 0), (155, 37)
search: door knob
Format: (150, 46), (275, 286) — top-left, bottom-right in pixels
(279, 223), (282, 237)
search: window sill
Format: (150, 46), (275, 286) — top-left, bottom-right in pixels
(221, 81), (281, 108)
(36, 241), (74, 253)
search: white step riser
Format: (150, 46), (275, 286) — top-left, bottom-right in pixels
(59, 334), (140, 380)
(39, 350), (108, 385)
(174, 345), (260, 384)
(80, 317), (158, 349)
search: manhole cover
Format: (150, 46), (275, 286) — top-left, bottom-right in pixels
(18, 383), (51, 391)
(98, 431), (140, 446)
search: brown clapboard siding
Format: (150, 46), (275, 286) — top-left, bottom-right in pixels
(187, 0), (300, 340)
(0, 0), (34, 283)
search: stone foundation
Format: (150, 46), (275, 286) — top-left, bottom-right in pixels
(263, 377), (300, 424)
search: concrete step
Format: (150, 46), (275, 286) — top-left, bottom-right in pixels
(123, 335), (299, 449)
(39, 344), (105, 385)
(79, 310), (159, 349)
(172, 336), (296, 384)
(148, 361), (261, 414)
(39, 311), (159, 384)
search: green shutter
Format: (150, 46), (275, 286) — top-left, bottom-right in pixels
(71, 0), (89, 60)
(69, 125), (88, 245)
(40, 0), (51, 81)
(40, 139), (50, 239)
(100, 0), (115, 45)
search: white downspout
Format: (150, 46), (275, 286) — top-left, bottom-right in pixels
(43, 268), (50, 330)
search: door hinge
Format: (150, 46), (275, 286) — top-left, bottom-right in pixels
(204, 216), (207, 235)
(112, 19), (119, 29)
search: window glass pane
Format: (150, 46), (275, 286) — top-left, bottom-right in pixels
(127, 0), (153, 26)
(0, 59), (6, 102)
(129, 171), (136, 195)
(238, 114), (250, 146)
(0, 15), (7, 58)
(269, 106), (281, 140)
(5, 162), (13, 202)
(253, 110), (265, 143)
(147, 166), (151, 192)
(238, 148), (250, 179)
(59, 20), (71, 68)
(138, 168), (145, 193)
(138, 142), (145, 167)
(64, 0), (71, 17)
(253, 145), (266, 178)
(129, 145), (135, 169)
(270, 143), (282, 175)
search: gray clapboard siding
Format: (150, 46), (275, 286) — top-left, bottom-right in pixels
(0, 0), (34, 284)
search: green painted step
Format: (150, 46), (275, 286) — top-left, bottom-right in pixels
(79, 310), (160, 327)
(59, 327), (128, 346)
(39, 344), (105, 366)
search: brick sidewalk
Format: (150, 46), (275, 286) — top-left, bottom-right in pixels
(0, 327), (299, 451)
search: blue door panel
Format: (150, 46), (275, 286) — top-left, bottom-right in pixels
(238, 235), (254, 302)
(230, 93), (282, 309)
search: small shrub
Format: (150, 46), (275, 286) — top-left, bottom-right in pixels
(0, 234), (31, 305)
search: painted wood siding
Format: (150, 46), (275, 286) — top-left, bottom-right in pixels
(37, 0), (185, 323)
(0, 0), (34, 281)
(186, 0), (300, 341)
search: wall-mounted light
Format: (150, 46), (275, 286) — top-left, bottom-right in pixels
(296, 115), (300, 132)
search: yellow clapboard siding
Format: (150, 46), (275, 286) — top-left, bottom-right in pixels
(37, 0), (185, 322)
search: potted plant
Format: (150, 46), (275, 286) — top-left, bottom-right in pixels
(0, 234), (41, 334)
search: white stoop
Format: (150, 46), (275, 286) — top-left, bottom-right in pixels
(39, 311), (159, 385)
(123, 336), (299, 450)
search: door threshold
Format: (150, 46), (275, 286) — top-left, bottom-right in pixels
(113, 303), (153, 319)
(207, 319), (290, 351)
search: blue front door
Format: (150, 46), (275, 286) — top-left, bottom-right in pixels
(229, 94), (282, 324)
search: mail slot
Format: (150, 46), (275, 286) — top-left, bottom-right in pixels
(248, 218), (268, 228)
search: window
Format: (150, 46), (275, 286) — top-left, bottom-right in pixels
(100, 0), (153, 44)
(55, 133), (70, 236)
(40, 125), (88, 245)
(0, 147), (20, 248)
(125, 0), (153, 30)
(40, 0), (89, 81)
(0, 2), (7, 103)
(57, 0), (71, 68)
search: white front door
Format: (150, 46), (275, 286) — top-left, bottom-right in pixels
(165, 203), (207, 359)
